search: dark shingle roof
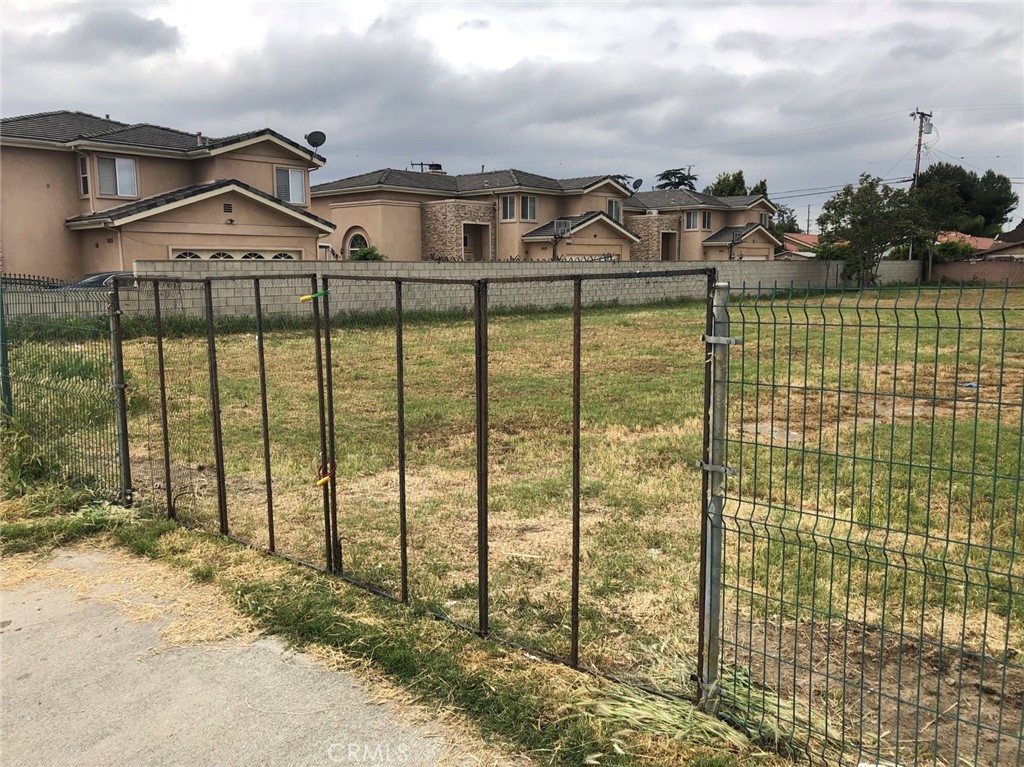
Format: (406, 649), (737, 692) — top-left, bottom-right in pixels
(703, 223), (768, 245)
(65, 179), (335, 230)
(0, 110), (128, 142)
(521, 211), (640, 242)
(312, 168), (624, 196)
(716, 195), (765, 208)
(1, 110), (323, 161)
(624, 189), (728, 211)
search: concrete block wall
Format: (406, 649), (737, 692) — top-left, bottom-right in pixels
(0, 258), (923, 322)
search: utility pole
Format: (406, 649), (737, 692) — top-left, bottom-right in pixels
(806, 205), (811, 234)
(910, 108), (933, 189)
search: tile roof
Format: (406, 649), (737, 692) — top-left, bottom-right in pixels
(521, 211), (640, 242)
(311, 168), (624, 196)
(703, 223), (762, 245)
(64, 178), (335, 230)
(0, 110), (323, 161)
(937, 231), (996, 251)
(716, 195), (766, 208)
(0, 110), (128, 142)
(783, 232), (819, 252)
(623, 189), (728, 211)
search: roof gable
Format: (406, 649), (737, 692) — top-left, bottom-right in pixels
(521, 211), (641, 243)
(65, 179), (335, 233)
(703, 223), (782, 247)
(312, 168), (632, 197)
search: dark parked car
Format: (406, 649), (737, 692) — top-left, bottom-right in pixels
(68, 272), (134, 289)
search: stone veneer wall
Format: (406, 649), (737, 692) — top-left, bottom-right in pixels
(421, 200), (496, 261)
(625, 213), (681, 261)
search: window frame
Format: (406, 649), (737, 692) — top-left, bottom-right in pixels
(702, 211), (713, 230)
(758, 212), (771, 227)
(684, 211), (699, 230)
(500, 195), (516, 221)
(274, 165), (307, 205)
(520, 195), (537, 222)
(78, 155), (90, 197)
(347, 233), (369, 258)
(96, 155), (138, 199)
(608, 199), (622, 223)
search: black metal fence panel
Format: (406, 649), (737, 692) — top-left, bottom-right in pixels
(714, 284), (1024, 765)
(0, 274), (127, 499)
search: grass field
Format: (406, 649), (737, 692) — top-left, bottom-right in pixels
(10, 284), (1022, 764)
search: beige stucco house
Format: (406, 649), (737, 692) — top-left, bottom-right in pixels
(311, 167), (781, 263)
(624, 190), (781, 261)
(0, 111), (335, 279)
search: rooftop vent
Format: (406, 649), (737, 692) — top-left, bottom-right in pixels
(426, 163), (446, 175)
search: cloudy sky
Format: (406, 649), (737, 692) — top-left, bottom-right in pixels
(3, 1), (1022, 230)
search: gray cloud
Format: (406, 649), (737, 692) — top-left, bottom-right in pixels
(457, 19), (490, 31)
(4, 8), (180, 62)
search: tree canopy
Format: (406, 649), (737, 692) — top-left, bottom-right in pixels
(655, 166), (699, 191)
(818, 174), (914, 287)
(916, 162), (1018, 237)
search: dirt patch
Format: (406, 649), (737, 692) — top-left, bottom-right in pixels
(725, 614), (1024, 766)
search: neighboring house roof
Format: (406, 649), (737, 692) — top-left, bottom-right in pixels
(521, 211), (641, 243)
(624, 189), (777, 213)
(64, 179), (335, 233)
(996, 220), (1024, 243)
(0, 110), (324, 164)
(783, 232), (819, 252)
(937, 231), (996, 251)
(703, 223), (783, 247)
(980, 240), (1024, 258)
(311, 167), (629, 197)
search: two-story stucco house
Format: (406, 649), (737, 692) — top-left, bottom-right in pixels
(310, 165), (780, 263)
(0, 110), (335, 279)
(624, 190), (781, 261)
(311, 167), (639, 262)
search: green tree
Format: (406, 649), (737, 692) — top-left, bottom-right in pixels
(703, 171), (747, 197)
(771, 202), (802, 237)
(349, 246), (386, 261)
(916, 162), (1018, 237)
(909, 180), (964, 279)
(749, 178), (768, 197)
(818, 174), (914, 287)
(655, 166), (698, 191)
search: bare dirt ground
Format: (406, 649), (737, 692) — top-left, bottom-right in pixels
(0, 544), (529, 767)
(726, 615), (1024, 766)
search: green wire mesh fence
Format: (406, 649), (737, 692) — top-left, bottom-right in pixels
(712, 282), (1024, 766)
(0, 274), (129, 500)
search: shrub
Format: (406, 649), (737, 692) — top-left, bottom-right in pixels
(349, 246), (387, 261)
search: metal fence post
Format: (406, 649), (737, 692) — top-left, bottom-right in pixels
(0, 276), (12, 420)
(203, 279), (228, 535)
(698, 280), (732, 710)
(474, 280), (490, 637)
(109, 281), (133, 506)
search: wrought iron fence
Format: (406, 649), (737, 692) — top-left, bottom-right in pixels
(701, 283), (1024, 766)
(0, 274), (130, 500)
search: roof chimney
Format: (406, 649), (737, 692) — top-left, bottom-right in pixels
(105, 114), (110, 119)
(196, 131), (203, 147)
(426, 163), (446, 175)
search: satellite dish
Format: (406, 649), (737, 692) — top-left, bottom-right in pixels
(305, 131), (326, 149)
(632, 178), (643, 191)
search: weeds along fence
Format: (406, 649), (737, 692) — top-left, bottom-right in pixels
(0, 275), (129, 499)
(118, 270), (716, 687)
(706, 283), (1024, 766)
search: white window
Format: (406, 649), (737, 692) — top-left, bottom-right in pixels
(170, 249), (299, 260)
(702, 211), (712, 230)
(209, 251), (233, 259)
(685, 211), (699, 230)
(78, 156), (89, 196)
(272, 252), (294, 260)
(97, 156), (137, 197)
(241, 252), (263, 260)
(520, 195), (537, 221)
(500, 195), (516, 221)
(608, 199), (622, 223)
(347, 234), (368, 258)
(275, 167), (306, 204)
(759, 212), (771, 227)
(174, 251), (200, 259)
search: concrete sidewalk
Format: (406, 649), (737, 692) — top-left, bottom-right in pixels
(1, 549), (519, 767)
